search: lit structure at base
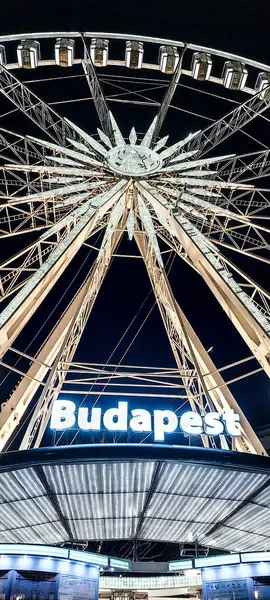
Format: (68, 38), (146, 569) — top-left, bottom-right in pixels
(0, 36), (269, 593)
(0, 33), (268, 562)
(0, 444), (269, 552)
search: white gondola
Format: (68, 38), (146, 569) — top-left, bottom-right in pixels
(159, 45), (179, 74)
(90, 39), (109, 67)
(191, 52), (212, 81)
(17, 40), (40, 69)
(255, 72), (270, 101)
(55, 38), (75, 67)
(0, 45), (6, 66)
(222, 61), (248, 90)
(125, 41), (144, 69)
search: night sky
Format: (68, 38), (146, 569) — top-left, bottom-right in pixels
(0, 0), (269, 450)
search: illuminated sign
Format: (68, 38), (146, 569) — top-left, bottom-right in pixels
(50, 400), (241, 441)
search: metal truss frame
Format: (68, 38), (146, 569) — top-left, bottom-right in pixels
(0, 67), (80, 145)
(0, 180), (127, 358)
(137, 181), (270, 376)
(81, 35), (114, 141)
(0, 187), (263, 453)
(216, 150), (270, 183)
(149, 46), (186, 146)
(0, 33), (269, 457)
(186, 86), (270, 157)
(0, 127), (47, 164)
(0, 171), (112, 242)
(152, 218), (270, 323)
(134, 209), (264, 454)
(19, 213), (126, 450)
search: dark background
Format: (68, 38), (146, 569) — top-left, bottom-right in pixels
(0, 0), (269, 448)
(0, 0), (268, 64)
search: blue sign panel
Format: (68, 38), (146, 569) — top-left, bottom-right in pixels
(204, 579), (251, 600)
(13, 572), (58, 600)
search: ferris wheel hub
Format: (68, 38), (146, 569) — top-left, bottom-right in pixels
(106, 144), (162, 177)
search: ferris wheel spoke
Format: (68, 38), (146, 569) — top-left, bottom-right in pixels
(5, 163), (107, 178)
(185, 86), (270, 158)
(215, 188), (270, 221)
(0, 127), (51, 168)
(201, 222), (270, 265)
(134, 206), (263, 454)
(149, 47), (186, 146)
(0, 182), (116, 248)
(0, 228), (69, 300)
(152, 166), (270, 257)
(0, 210), (123, 452)
(0, 179), (127, 358)
(159, 153), (235, 173)
(0, 202), (109, 297)
(209, 189), (270, 215)
(153, 176), (258, 223)
(0, 66), (86, 146)
(0, 171), (43, 196)
(0, 188), (85, 239)
(192, 220), (270, 266)
(208, 249), (270, 320)
(19, 207), (127, 451)
(81, 35), (114, 142)
(1, 179), (108, 207)
(199, 213), (270, 250)
(3, 164), (113, 204)
(0, 129), (85, 200)
(0, 143), (114, 237)
(216, 150), (270, 182)
(24, 134), (105, 167)
(137, 179), (270, 375)
(0, 202), (56, 239)
(152, 183), (270, 262)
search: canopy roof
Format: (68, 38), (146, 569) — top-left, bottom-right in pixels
(0, 444), (270, 552)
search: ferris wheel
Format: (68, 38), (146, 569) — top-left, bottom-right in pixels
(0, 31), (269, 455)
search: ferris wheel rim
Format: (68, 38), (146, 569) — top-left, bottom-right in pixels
(0, 31), (269, 104)
(0, 30), (269, 74)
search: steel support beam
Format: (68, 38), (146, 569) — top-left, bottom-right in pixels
(19, 207), (127, 449)
(137, 180), (270, 377)
(0, 180), (127, 359)
(186, 86), (270, 157)
(217, 150), (270, 182)
(135, 205), (265, 453)
(0, 128), (46, 164)
(134, 213), (222, 449)
(0, 67), (80, 145)
(81, 35), (114, 142)
(175, 302), (266, 454)
(0, 264), (105, 451)
(149, 47), (186, 146)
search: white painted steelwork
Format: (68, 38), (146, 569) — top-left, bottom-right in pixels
(0, 31), (268, 460)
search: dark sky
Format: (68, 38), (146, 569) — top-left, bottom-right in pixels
(0, 0), (269, 449)
(0, 0), (268, 62)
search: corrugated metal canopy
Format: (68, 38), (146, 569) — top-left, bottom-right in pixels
(0, 444), (270, 551)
